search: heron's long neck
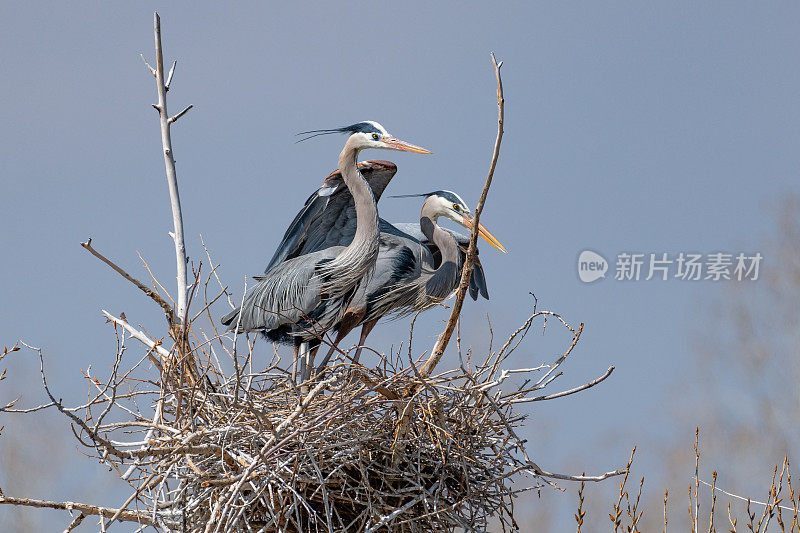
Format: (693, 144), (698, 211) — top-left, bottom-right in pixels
(420, 201), (459, 298)
(339, 141), (379, 253)
(322, 139), (380, 296)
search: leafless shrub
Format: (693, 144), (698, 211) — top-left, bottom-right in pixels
(577, 429), (800, 533)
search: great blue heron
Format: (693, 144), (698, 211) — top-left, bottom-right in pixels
(313, 190), (507, 374)
(263, 160), (505, 377)
(221, 122), (431, 372)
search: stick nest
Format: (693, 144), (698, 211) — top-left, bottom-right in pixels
(162, 359), (533, 532)
(4, 294), (613, 532)
(115, 307), (566, 532)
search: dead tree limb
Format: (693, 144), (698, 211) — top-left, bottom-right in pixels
(0, 495), (167, 528)
(421, 52), (504, 379)
(81, 238), (174, 323)
(149, 12), (190, 325)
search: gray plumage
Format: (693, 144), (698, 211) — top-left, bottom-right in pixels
(227, 247), (343, 341)
(314, 191), (500, 372)
(222, 122), (432, 363)
(265, 174), (489, 319)
(353, 196), (484, 320)
(265, 161), (398, 271)
(222, 130), (382, 342)
(390, 222), (489, 300)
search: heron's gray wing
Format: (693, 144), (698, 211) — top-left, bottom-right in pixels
(264, 161), (397, 272)
(360, 160), (398, 200)
(223, 247), (342, 333)
(264, 187), (332, 271)
(359, 231), (431, 322)
(455, 241), (488, 300)
(468, 255), (489, 300)
(390, 222), (426, 242)
(437, 228), (488, 300)
(391, 222), (488, 301)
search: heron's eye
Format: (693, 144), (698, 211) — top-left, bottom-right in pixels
(371, 133), (380, 140)
(453, 204), (460, 212)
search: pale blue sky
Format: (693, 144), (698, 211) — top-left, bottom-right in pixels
(2, 2), (799, 530)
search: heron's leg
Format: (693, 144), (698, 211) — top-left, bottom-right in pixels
(352, 319), (378, 365)
(291, 340), (301, 385)
(302, 339), (322, 382)
(298, 341), (309, 385)
(314, 326), (354, 377)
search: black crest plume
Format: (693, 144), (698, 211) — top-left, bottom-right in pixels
(296, 121), (384, 143)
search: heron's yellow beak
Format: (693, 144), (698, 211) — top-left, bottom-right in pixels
(383, 137), (433, 154)
(462, 216), (507, 253)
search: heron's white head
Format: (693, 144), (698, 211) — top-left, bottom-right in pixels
(297, 121), (432, 154)
(393, 190), (507, 253)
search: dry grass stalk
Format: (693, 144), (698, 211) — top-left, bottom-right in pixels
(575, 478), (586, 532)
(584, 430), (800, 533)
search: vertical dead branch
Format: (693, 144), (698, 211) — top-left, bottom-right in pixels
(150, 12), (190, 325)
(694, 427), (700, 533)
(575, 479), (586, 532)
(419, 52), (504, 379)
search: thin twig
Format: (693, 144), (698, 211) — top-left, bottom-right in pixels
(510, 365), (614, 403)
(420, 51), (504, 379)
(698, 479), (799, 513)
(169, 104), (193, 124)
(81, 238), (174, 323)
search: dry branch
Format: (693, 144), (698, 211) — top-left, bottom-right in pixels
(150, 12), (190, 324)
(421, 52), (504, 379)
(0, 496), (165, 528)
(81, 238), (174, 323)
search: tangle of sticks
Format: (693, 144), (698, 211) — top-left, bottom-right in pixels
(1, 287), (619, 532)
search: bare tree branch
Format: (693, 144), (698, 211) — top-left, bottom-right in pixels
(139, 54), (155, 77)
(169, 104), (193, 124)
(63, 512), (86, 532)
(102, 310), (171, 362)
(0, 495), (165, 528)
(165, 59), (177, 90)
(81, 238), (174, 323)
(149, 12), (189, 324)
(534, 467), (627, 483)
(510, 365), (615, 403)
(421, 51), (504, 379)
